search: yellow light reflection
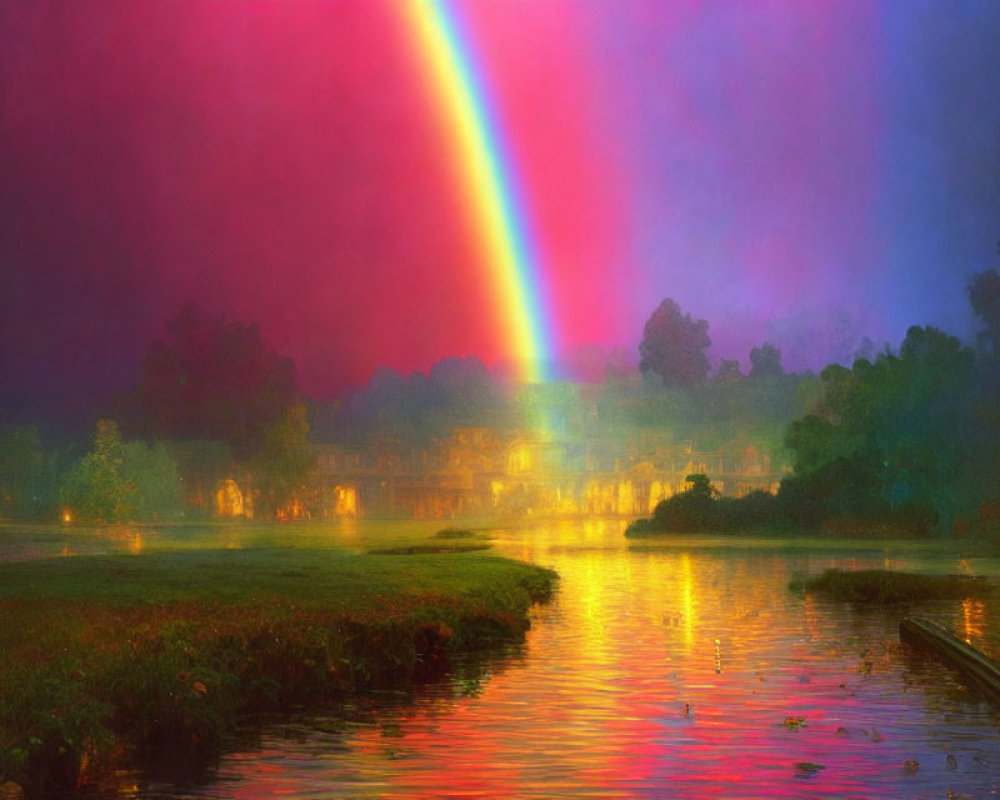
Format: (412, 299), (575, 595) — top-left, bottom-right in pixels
(337, 516), (360, 546)
(803, 592), (820, 641)
(333, 485), (358, 517)
(961, 598), (986, 643)
(681, 553), (694, 650)
(215, 479), (244, 517)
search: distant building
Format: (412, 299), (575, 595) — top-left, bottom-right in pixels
(225, 425), (789, 521)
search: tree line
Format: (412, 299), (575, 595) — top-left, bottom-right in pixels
(630, 264), (1000, 538)
(0, 304), (313, 523)
(6, 260), (1000, 533)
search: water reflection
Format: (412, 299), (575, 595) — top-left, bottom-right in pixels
(153, 522), (1000, 799)
(961, 598), (987, 644)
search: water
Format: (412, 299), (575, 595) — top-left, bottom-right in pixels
(147, 521), (1000, 799)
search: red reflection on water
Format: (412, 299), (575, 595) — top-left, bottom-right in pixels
(193, 527), (1000, 800)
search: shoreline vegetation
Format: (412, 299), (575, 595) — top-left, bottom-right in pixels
(0, 525), (556, 799)
(624, 473), (996, 542)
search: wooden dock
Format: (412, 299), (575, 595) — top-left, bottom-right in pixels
(899, 617), (1000, 706)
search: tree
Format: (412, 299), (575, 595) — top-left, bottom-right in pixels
(782, 326), (977, 529)
(649, 473), (720, 531)
(331, 356), (514, 446)
(62, 420), (136, 523)
(425, 356), (508, 430)
(968, 268), (1000, 355)
(684, 473), (718, 502)
(131, 304), (299, 456)
(0, 426), (43, 519)
(715, 359), (743, 384)
(749, 343), (783, 378)
(255, 404), (315, 517)
(638, 299), (711, 387)
(122, 441), (181, 521)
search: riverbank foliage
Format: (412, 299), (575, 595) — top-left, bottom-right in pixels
(626, 267), (1000, 539)
(790, 568), (992, 605)
(0, 546), (555, 798)
(626, 474), (785, 536)
(625, 471), (935, 539)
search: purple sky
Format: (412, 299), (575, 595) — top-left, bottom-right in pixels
(2, 1), (999, 421)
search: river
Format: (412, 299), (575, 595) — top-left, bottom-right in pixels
(146, 520), (1000, 799)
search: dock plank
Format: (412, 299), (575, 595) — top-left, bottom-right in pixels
(900, 617), (1000, 706)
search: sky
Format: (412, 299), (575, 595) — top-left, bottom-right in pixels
(2, 0), (999, 420)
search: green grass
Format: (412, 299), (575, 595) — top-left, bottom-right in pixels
(0, 524), (556, 798)
(0, 547), (550, 607)
(0, 518), (496, 559)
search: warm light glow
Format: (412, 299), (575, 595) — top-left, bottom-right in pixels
(215, 479), (245, 518)
(277, 497), (310, 521)
(507, 444), (533, 474)
(962, 598), (986, 643)
(648, 481), (664, 514)
(617, 480), (636, 515)
(312, 419), (782, 521)
(680, 553), (695, 650)
(335, 485), (357, 517)
(404, 0), (550, 383)
(61, 508), (72, 524)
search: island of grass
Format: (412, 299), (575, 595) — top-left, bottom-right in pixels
(790, 568), (992, 605)
(0, 542), (556, 799)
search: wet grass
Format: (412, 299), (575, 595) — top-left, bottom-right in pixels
(0, 526), (556, 798)
(791, 568), (993, 605)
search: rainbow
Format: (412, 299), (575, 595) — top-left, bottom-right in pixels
(404, 0), (551, 383)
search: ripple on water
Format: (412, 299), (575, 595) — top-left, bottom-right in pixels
(148, 523), (1000, 800)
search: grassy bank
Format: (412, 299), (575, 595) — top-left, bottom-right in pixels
(0, 534), (556, 798)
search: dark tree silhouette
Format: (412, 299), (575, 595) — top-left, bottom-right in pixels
(715, 359), (743, 383)
(638, 299), (711, 387)
(328, 356), (513, 446)
(0, 426), (43, 519)
(749, 342), (783, 378)
(782, 325), (977, 530)
(131, 304), (299, 455)
(968, 268), (1000, 355)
